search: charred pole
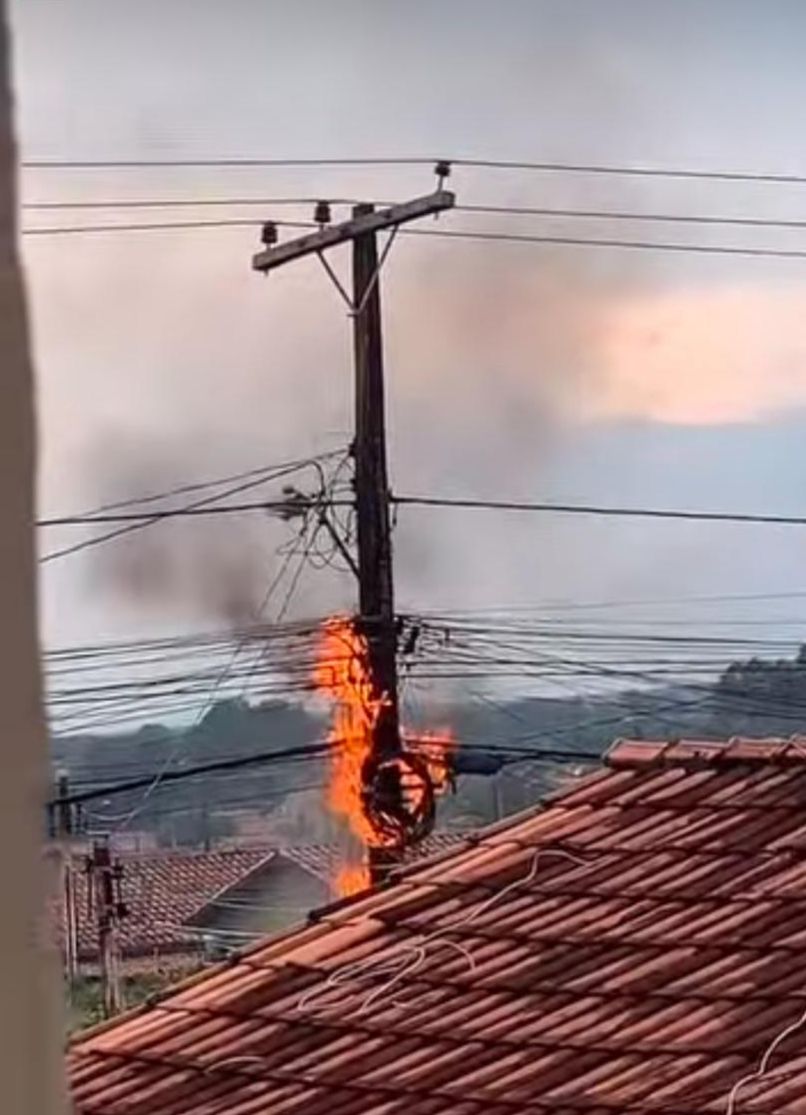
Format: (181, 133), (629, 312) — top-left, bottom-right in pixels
(252, 183), (455, 883)
(351, 205), (400, 772)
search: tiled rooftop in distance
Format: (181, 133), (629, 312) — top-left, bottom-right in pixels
(68, 737), (806, 1114)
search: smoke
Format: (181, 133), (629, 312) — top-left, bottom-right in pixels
(30, 212), (806, 645)
(392, 240), (806, 446)
(80, 431), (286, 627)
(593, 283), (806, 423)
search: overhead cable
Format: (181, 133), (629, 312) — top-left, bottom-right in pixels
(20, 216), (806, 261)
(21, 153), (806, 184)
(24, 195), (806, 233)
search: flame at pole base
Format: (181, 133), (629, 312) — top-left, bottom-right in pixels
(315, 617), (457, 897)
(335, 863), (370, 897)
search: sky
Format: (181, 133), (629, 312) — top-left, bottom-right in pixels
(9, 0), (806, 663)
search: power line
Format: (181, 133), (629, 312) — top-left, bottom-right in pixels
(40, 453), (342, 564)
(23, 217), (265, 236)
(37, 497), (349, 529)
(452, 157), (806, 185)
(401, 225), (806, 261)
(32, 493), (806, 564)
(392, 495), (806, 527)
(50, 740), (601, 809)
(458, 203), (806, 230)
(38, 475), (318, 565)
(21, 157), (432, 170)
(50, 742), (333, 807)
(25, 194), (806, 234)
(72, 449), (345, 518)
(22, 215), (806, 262)
(20, 154), (806, 184)
(22, 196), (341, 211)
(102, 465), (346, 828)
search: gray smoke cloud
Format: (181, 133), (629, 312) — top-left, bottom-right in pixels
(48, 223), (806, 639)
(80, 432), (291, 626)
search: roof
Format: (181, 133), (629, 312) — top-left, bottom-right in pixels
(57, 836), (468, 961)
(256, 831), (468, 884)
(68, 737), (806, 1114)
(60, 847), (271, 962)
(184, 833), (472, 932)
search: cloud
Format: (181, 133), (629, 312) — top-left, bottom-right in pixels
(593, 284), (806, 423)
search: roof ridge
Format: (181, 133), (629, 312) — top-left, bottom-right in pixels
(182, 850), (278, 926)
(607, 736), (806, 770)
(64, 845), (273, 866)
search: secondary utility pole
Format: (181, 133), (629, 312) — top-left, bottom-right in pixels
(87, 839), (126, 1017)
(252, 175), (455, 883)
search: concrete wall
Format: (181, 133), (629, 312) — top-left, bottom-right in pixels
(0, 7), (67, 1112)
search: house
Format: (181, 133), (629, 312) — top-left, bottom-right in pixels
(68, 736), (806, 1114)
(187, 832), (467, 943)
(52, 846), (272, 974)
(52, 834), (467, 973)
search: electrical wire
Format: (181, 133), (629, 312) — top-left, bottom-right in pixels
(39, 453), (348, 563)
(35, 493), (806, 533)
(71, 449), (345, 517)
(21, 154), (806, 184)
(24, 195), (806, 233)
(37, 498), (350, 529)
(50, 742), (334, 808)
(392, 495), (806, 527)
(21, 214), (806, 262)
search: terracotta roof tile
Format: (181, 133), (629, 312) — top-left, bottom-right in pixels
(60, 847), (271, 961)
(68, 738), (806, 1114)
(272, 831), (469, 883)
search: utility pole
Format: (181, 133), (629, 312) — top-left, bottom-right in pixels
(54, 771), (73, 840)
(351, 207), (399, 751)
(51, 772), (79, 984)
(352, 203), (403, 885)
(87, 839), (125, 1017)
(253, 178), (455, 883)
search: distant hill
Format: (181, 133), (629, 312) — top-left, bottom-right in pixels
(50, 646), (806, 843)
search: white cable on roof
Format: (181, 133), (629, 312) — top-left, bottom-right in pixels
(725, 1003), (806, 1115)
(296, 847), (588, 1017)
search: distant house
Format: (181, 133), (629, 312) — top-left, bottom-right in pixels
(51, 846), (271, 975)
(51, 834), (467, 974)
(187, 833), (467, 944)
(69, 738), (806, 1115)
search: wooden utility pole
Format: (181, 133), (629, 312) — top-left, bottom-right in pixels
(252, 187), (455, 883)
(63, 859), (79, 984)
(352, 205), (399, 760)
(352, 206), (404, 884)
(51, 772), (80, 984)
(54, 770), (73, 839)
(88, 839), (124, 1017)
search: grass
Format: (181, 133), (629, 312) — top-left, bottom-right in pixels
(66, 967), (200, 1035)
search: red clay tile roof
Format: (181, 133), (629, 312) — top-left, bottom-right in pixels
(62, 847), (271, 961)
(68, 737), (806, 1114)
(272, 831), (469, 883)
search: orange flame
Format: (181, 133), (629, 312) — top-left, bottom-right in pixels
(314, 617), (383, 849)
(315, 617), (456, 896)
(409, 730), (457, 793)
(334, 864), (370, 897)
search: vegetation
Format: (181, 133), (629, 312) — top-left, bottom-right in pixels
(51, 647), (806, 842)
(65, 970), (199, 1035)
